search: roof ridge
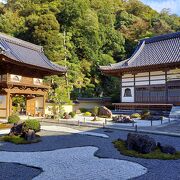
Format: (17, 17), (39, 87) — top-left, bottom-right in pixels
(141, 31), (180, 44)
(0, 33), (43, 52)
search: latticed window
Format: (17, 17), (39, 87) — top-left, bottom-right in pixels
(124, 88), (132, 97)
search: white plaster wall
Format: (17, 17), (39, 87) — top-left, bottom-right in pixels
(168, 68), (180, 74)
(150, 75), (165, 80)
(150, 80), (165, 85)
(135, 72), (149, 77)
(121, 87), (134, 102)
(122, 82), (134, 86)
(122, 74), (134, 78)
(150, 71), (164, 75)
(122, 77), (134, 82)
(135, 81), (149, 86)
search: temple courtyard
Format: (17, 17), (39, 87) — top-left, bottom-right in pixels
(0, 123), (180, 180)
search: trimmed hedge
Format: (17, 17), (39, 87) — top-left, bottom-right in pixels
(24, 119), (40, 132)
(8, 115), (20, 124)
(83, 112), (92, 116)
(69, 112), (76, 118)
(131, 113), (141, 118)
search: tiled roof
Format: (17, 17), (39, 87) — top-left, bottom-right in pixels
(0, 33), (67, 74)
(100, 32), (180, 71)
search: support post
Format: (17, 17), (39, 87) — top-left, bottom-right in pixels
(6, 90), (10, 119)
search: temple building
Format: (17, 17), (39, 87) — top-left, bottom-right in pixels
(0, 33), (67, 119)
(100, 32), (180, 110)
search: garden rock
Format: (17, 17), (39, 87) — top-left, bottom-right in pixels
(9, 123), (24, 136)
(98, 106), (112, 118)
(25, 129), (35, 142)
(126, 133), (156, 154)
(158, 143), (176, 155)
(113, 115), (134, 123)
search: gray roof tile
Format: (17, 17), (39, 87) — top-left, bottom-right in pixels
(0, 33), (67, 74)
(100, 32), (180, 71)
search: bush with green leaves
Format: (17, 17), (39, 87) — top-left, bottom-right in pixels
(23, 119), (40, 132)
(83, 112), (92, 116)
(79, 108), (88, 113)
(141, 110), (151, 120)
(69, 112), (76, 118)
(131, 113), (141, 119)
(92, 106), (99, 116)
(8, 115), (20, 124)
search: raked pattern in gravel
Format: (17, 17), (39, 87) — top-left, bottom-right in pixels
(41, 125), (109, 138)
(0, 146), (147, 180)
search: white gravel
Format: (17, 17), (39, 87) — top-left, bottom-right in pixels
(0, 146), (147, 180)
(41, 125), (109, 138)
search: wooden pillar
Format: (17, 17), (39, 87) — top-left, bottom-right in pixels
(43, 94), (46, 117)
(148, 71), (151, 103)
(6, 90), (10, 118)
(165, 70), (168, 104)
(9, 94), (12, 116)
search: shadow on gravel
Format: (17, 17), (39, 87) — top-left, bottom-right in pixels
(0, 126), (180, 180)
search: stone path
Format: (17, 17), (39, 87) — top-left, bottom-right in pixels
(0, 146), (147, 180)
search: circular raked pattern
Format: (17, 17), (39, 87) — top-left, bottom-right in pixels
(0, 146), (147, 180)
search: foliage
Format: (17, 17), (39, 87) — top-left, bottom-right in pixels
(23, 119), (41, 132)
(0, 135), (41, 144)
(8, 115), (20, 124)
(130, 113), (141, 119)
(69, 111), (76, 118)
(141, 110), (151, 120)
(92, 106), (99, 116)
(83, 112), (92, 116)
(113, 140), (180, 160)
(79, 108), (88, 113)
(0, 0), (179, 101)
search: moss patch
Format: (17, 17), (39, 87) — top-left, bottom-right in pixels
(0, 124), (12, 129)
(0, 135), (41, 144)
(113, 140), (180, 160)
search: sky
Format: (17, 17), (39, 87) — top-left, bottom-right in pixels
(141, 0), (180, 15)
(0, 0), (179, 15)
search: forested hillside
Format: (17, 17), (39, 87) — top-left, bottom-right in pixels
(0, 0), (179, 102)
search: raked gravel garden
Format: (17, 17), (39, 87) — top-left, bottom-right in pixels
(0, 122), (180, 180)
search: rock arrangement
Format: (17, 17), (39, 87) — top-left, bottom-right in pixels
(126, 133), (176, 155)
(98, 106), (112, 118)
(9, 123), (35, 142)
(113, 115), (134, 123)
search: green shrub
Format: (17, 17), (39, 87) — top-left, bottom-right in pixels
(69, 112), (76, 118)
(83, 112), (92, 116)
(131, 113), (141, 118)
(23, 119), (40, 132)
(79, 108), (88, 113)
(0, 135), (41, 144)
(113, 140), (180, 160)
(92, 106), (99, 116)
(141, 110), (151, 120)
(8, 115), (20, 124)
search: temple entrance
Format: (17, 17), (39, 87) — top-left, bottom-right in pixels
(11, 94), (44, 117)
(12, 95), (26, 115)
